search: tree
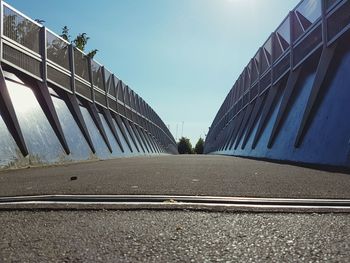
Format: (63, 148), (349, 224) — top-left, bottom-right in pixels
(73, 32), (89, 51)
(194, 138), (204, 154)
(60, 26), (70, 42)
(60, 27), (98, 59)
(86, 49), (99, 59)
(177, 137), (193, 154)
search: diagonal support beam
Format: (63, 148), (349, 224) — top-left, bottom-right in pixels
(84, 102), (112, 153)
(152, 126), (163, 151)
(145, 129), (158, 153)
(242, 96), (265, 150)
(114, 114), (133, 152)
(215, 128), (224, 151)
(218, 120), (229, 151)
(141, 123), (155, 152)
(222, 117), (236, 151)
(149, 132), (160, 153)
(235, 103), (254, 149)
(224, 116), (238, 150)
(33, 81), (70, 155)
(217, 130), (225, 151)
(121, 117), (140, 152)
(101, 108), (124, 152)
(130, 121), (146, 153)
(0, 68), (28, 156)
(136, 125), (154, 153)
(137, 125), (151, 153)
(267, 66), (302, 148)
(140, 128), (153, 153)
(252, 83), (280, 149)
(137, 126), (153, 153)
(149, 136), (159, 153)
(215, 131), (222, 151)
(148, 135), (157, 153)
(62, 92), (96, 153)
(228, 110), (245, 150)
(294, 45), (337, 148)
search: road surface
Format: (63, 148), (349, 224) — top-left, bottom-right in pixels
(1, 155), (350, 262)
(1, 210), (349, 262)
(0, 155), (349, 198)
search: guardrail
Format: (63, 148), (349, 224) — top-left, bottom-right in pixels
(206, 0), (350, 138)
(0, 0), (177, 159)
(207, 0), (349, 144)
(206, 0), (350, 168)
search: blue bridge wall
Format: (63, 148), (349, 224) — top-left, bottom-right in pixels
(0, 73), (174, 169)
(208, 42), (350, 168)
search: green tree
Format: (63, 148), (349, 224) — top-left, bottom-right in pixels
(73, 32), (89, 51)
(194, 138), (204, 154)
(86, 49), (99, 59)
(177, 137), (193, 154)
(60, 26), (71, 42)
(60, 27), (98, 58)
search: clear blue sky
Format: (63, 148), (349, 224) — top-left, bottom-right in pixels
(6, 0), (299, 144)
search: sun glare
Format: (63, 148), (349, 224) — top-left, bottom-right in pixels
(225, 0), (258, 10)
(7, 81), (39, 114)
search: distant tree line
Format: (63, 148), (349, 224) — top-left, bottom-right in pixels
(177, 137), (204, 154)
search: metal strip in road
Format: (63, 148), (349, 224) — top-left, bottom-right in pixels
(0, 201), (350, 213)
(0, 195), (350, 213)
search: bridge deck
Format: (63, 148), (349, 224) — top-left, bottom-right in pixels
(0, 155), (349, 199)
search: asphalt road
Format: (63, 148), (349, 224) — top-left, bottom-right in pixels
(1, 210), (349, 262)
(0, 155), (349, 198)
(1, 155), (350, 262)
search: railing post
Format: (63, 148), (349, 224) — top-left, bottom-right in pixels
(270, 33), (275, 87)
(114, 76), (119, 102)
(88, 57), (95, 103)
(321, 0), (327, 47)
(69, 45), (76, 94)
(40, 26), (47, 82)
(0, 0), (3, 61)
(289, 11), (294, 70)
(109, 73), (116, 110)
(101, 66), (108, 106)
(257, 49), (262, 94)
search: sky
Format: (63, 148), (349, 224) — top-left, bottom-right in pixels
(6, 0), (300, 144)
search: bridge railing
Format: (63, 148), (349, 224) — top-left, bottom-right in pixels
(208, 0), (350, 139)
(0, 0), (176, 150)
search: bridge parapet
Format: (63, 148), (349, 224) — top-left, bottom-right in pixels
(205, 0), (350, 168)
(0, 1), (177, 169)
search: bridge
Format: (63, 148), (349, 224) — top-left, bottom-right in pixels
(205, 0), (350, 169)
(0, 0), (177, 169)
(1, 2), (350, 261)
(1, 0), (350, 171)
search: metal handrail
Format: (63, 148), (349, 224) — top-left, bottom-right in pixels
(209, 0), (347, 136)
(0, 0), (176, 147)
